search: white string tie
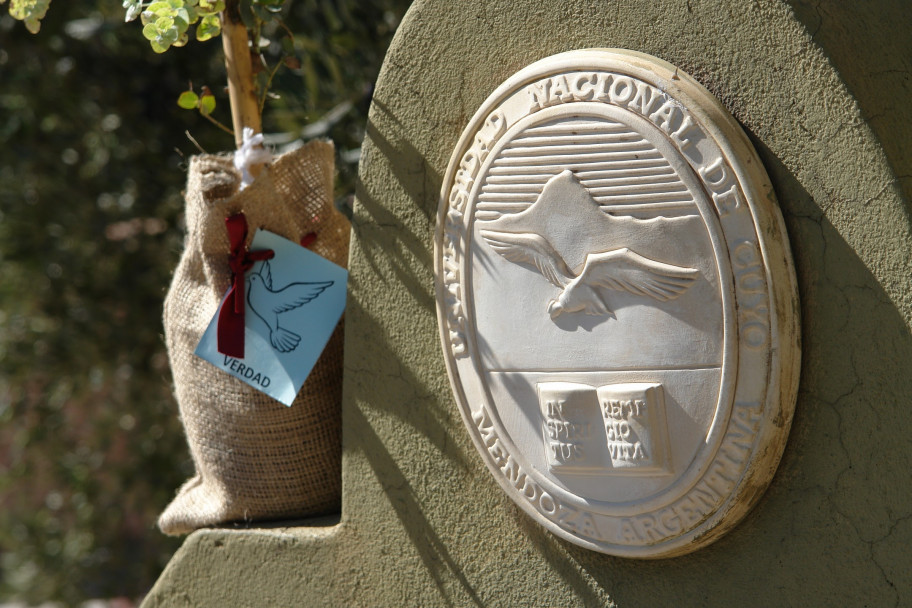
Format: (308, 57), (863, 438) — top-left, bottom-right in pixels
(234, 127), (273, 190)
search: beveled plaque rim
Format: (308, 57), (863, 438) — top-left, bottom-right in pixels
(434, 48), (800, 558)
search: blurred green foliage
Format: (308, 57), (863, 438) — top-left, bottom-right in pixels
(0, 0), (410, 603)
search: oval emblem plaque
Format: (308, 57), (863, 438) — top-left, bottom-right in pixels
(434, 49), (800, 558)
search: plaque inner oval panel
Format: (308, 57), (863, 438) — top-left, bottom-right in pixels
(468, 102), (735, 511)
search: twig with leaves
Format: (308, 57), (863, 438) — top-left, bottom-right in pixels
(5, 0), (301, 155)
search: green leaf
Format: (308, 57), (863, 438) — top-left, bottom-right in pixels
(147, 1), (172, 13)
(185, 5), (200, 24)
(251, 4), (272, 22)
(261, 1), (283, 13)
(162, 29), (179, 45)
(141, 23), (159, 40)
(195, 14), (220, 41)
(173, 7), (190, 31)
(199, 0), (225, 12)
(151, 16), (179, 45)
(199, 93), (216, 116)
(23, 15), (41, 32)
(149, 39), (169, 53)
(177, 91), (199, 109)
(253, 0), (284, 12)
(8, 0), (51, 33)
(238, 0), (257, 30)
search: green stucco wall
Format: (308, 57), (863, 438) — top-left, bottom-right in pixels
(144, 1), (912, 605)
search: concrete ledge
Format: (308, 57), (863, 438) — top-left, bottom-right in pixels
(143, 515), (343, 607)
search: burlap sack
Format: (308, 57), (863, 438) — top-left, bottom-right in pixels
(158, 140), (348, 536)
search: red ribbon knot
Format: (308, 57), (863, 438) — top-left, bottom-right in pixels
(217, 213), (274, 358)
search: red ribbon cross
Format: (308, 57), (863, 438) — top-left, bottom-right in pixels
(217, 213), (274, 358)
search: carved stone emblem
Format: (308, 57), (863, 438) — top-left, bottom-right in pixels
(435, 49), (800, 558)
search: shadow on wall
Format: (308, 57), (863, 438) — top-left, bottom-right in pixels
(345, 95), (459, 464)
(346, 95), (493, 606)
(786, 0), (912, 208)
(349, 403), (485, 607)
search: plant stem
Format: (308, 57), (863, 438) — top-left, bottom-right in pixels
(199, 112), (235, 136)
(258, 59), (283, 114)
(185, 130), (207, 154)
(221, 0), (261, 149)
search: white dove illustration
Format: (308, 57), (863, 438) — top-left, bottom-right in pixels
(246, 260), (333, 353)
(480, 230), (699, 319)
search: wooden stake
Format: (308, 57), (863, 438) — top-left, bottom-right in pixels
(221, 0), (261, 148)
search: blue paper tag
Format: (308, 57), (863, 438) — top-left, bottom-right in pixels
(194, 229), (347, 406)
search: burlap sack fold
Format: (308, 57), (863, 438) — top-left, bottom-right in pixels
(158, 140), (348, 536)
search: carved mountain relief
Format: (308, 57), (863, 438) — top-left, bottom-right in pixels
(480, 171), (701, 319)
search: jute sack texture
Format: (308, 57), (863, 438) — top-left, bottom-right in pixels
(158, 140), (348, 536)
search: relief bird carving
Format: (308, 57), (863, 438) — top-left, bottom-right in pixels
(480, 229), (699, 319)
(246, 260), (333, 352)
